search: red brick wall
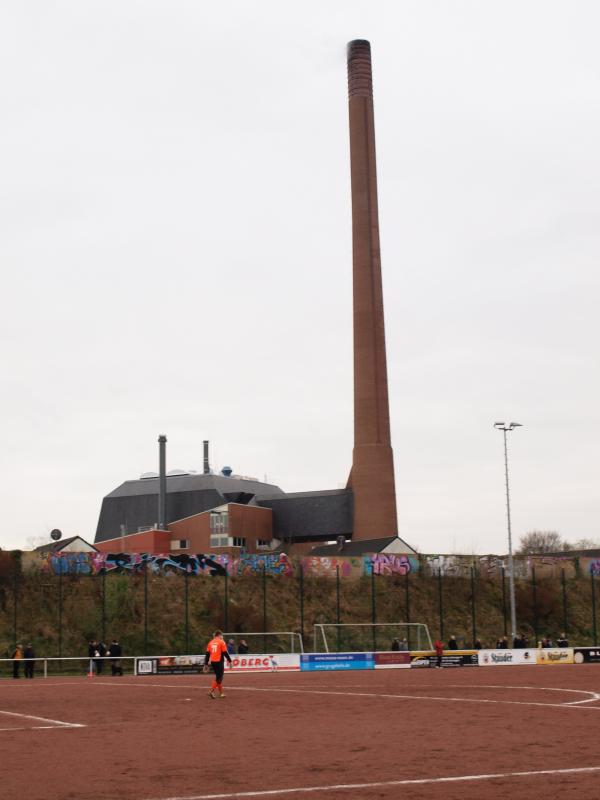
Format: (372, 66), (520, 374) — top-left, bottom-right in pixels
(94, 530), (171, 553)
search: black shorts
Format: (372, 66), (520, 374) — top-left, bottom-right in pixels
(211, 660), (225, 682)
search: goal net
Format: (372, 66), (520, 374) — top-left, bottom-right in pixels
(313, 623), (432, 653)
(221, 631), (304, 653)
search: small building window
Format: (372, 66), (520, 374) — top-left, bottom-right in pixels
(210, 534), (229, 548)
(232, 537), (246, 548)
(171, 539), (189, 550)
(209, 511), (228, 535)
(257, 540), (271, 550)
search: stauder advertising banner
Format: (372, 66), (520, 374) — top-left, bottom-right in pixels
(478, 649), (538, 666)
(538, 648), (574, 665)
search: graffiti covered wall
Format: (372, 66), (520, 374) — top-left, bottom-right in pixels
(16, 549), (590, 580)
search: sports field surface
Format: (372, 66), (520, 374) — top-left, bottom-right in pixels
(2, 665), (600, 799)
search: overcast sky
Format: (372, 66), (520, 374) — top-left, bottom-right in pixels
(1, 1), (599, 554)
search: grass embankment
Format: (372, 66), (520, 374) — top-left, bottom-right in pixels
(0, 571), (596, 659)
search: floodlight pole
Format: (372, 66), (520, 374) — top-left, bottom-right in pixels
(494, 422), (522, 644)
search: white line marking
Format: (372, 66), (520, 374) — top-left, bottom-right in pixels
(448, 684), (600, 705)
(0, 725), (77, 731)
(0, 710), (85, 728)
(143, 765), (600, 799)
(85, 681), (600, 710)
(225, 684), (600, 711)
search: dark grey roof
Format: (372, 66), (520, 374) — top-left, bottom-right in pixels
(256, 489), (353, 542)
(95, 473), (284, 544)
(34, 536), (97, 554)
(107, 473), (284, 499)
(309, 536), (412, 556)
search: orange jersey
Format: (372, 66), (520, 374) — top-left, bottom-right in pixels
(206, 637), (229, 663)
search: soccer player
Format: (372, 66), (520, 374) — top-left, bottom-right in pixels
(204, 630), (232, 699)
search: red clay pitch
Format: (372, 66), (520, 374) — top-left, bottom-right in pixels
(2, 665), (600, 800)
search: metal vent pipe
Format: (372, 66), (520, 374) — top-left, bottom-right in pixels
(158, 434), (167, 530)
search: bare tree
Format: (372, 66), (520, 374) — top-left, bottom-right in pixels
(516, 530), (563, 555)
(563, 538), (600, 552)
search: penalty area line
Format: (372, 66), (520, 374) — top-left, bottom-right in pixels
(0, 709), (85, 728)
(144, 765), (600, 800)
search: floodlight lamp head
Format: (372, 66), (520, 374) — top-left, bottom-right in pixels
(494, 422), (505, 429)
(508, 422), (523, 430)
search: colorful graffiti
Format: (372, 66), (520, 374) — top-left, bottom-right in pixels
(367, 554), (416, 576)
(300, 556), (363, 578)
(223, 553), (295, 577)
(588, 560), (600, 577)
(14, 549), (594, 580)
(42, 552), (227, 577)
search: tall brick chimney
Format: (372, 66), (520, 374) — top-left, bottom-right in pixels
(346, 40), (398, 540)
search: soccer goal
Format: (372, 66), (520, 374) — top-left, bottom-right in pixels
(221, 631), (305, 653)
(313, 623), (432, 653)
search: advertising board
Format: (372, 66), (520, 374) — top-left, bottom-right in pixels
(574, 648), (600, 664)
(478, 649), (538, 666)
(227, 654), (300, 672)
(410, 651), (478, 668)
(374, 652), (411, 669)
(301, 653), (374, 671)
(538, 648), (574, 665)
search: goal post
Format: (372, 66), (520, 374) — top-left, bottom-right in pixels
(313, 623), (432, 653)
(221, 631), (305, 653)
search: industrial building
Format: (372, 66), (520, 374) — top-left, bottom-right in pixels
(94, 41), (415, 559)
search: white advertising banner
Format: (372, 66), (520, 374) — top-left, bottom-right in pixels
(478, 649), (538, 666)
(226, 653), (300, 673)
(538, 648), (574, 665)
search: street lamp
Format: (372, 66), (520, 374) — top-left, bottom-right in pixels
(494, 421), (523, 645)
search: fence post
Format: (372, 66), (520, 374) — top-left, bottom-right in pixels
(101, 571), (106, 644)
(470, 564), (477, 647)
(405, 570), (411, 650)
(184, 571), (190, 653)
(336, 565), (341, 652)
(58, 567), (63, 658)
(501, 564), (508, 637)
(12, 561), (18, 647)
(591, 571), (597, 646)
(299, 563), (305, 646)
(561, 569), (568, 635)
(371, 565), (377, 651)
(144, 564), (148, 655)
(438, 569), (444, 642)
(531, 566), (538, 645)
(262, 566), (267, 653)
(224, 571), (229, 633)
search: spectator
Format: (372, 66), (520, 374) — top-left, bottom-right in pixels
(496, 636), (509, 649)
(88, 639), (101, 674)
(556, 633), (569, 647)
(541, 636), (554, 648)
(108, 639), (123, 676)
(398, 637), (409, 651)
(12, 644), (24, 679)
(391, 638), (401, 651)
(513, 633), (529, 649)
(434, 639), (444, 668)
(448, 635), (458, 650)
(227, 638), (236, 655)
(474, 639), (483, 650)
(23, 643), (35, 678)
(237, 639), (249, 655)
(97, 640), (107, 674)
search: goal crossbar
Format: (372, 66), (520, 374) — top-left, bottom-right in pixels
(313, 623), (432, 653)
(221, 631), (304, 653)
